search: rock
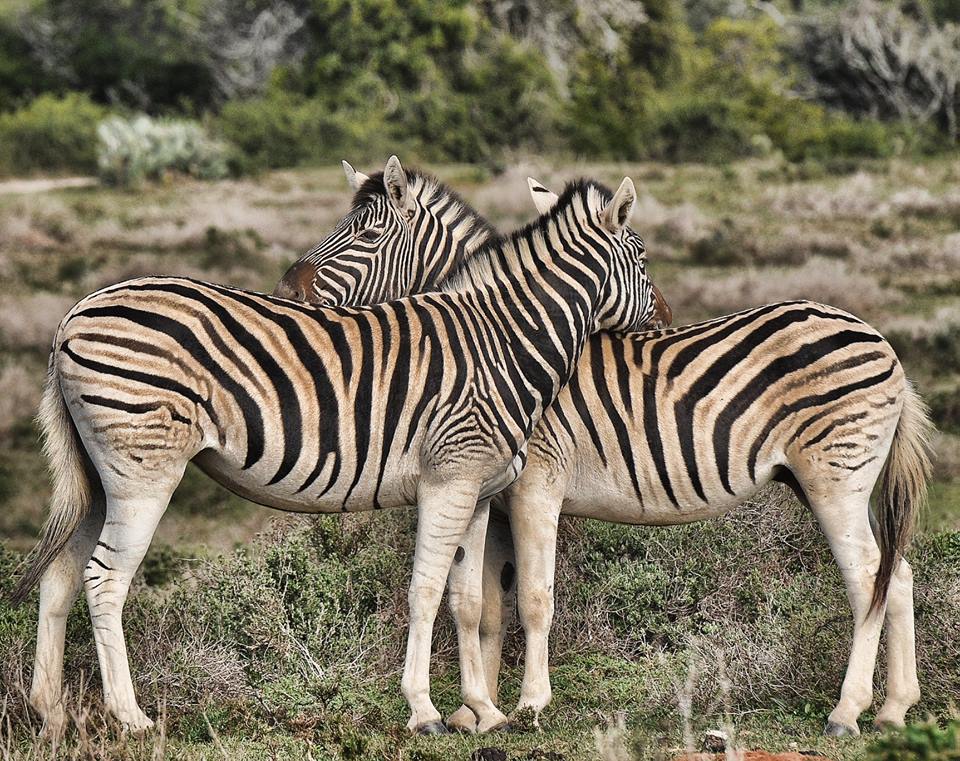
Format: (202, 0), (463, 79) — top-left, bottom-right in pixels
(703, 729), (728, 753)
(471, 747), (508, 761)
(672, 752), (834, 761)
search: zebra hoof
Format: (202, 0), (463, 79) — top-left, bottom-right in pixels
(873, 718), (905, 733)
(824, 720), (859, 737)
(416, 720), (450, 736)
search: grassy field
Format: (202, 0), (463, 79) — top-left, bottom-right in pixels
(0, 158), (958, 760)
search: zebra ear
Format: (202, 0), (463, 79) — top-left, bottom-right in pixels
(601, 177), (636, 234)
(383, 155), (410, 211)
(527, 177), (559, 215)
(342, 160), (369, 192)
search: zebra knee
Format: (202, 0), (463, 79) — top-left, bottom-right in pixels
(448, 589), (483, 631)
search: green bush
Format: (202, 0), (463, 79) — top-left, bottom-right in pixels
(0, 93), (105, 175)
(641, 93), (755, 163)
(215, 93), (393, 173)
(867, 719), (960, 761)
(96, 114), (230, 186)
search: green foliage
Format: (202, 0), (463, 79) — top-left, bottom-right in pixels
(564, 49), (655, 159)
(866, 719), (960, 760)
(2, 0), (958, 171)
(97, 114), (230, 186)
(215, 91), (394, 172)
(0, 16), (55, 107)
(15, 0), (217, 111)
(0, 93), (105, 175)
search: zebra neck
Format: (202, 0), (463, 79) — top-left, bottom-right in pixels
(455, 234), (604, 407)
(410, 189), (496, 292)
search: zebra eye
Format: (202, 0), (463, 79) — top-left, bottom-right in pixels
(358, 228), (380, 242)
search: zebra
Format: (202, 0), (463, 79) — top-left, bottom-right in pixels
(273, 158), (496, 305)
(9, 163), (657, 738)
(275, 171), (933, 738)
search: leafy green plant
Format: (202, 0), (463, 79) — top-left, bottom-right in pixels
(867, 719), (960, 760)
(0, 93), (105, 175)
(97, 114), (230, 186)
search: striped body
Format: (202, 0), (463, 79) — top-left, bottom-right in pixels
(519, 300), (903, 524)
(59, 279), (542, 514)
(484, 297), (929, 738)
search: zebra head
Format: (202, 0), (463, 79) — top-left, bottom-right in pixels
(527, 176), (672, 331)
(274, 155), (493, 305)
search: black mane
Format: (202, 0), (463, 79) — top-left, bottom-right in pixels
(437, 178), (613, 291)
(352, 168), (497, 244)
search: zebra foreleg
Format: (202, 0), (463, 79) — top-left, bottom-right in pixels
(83, 483), (176, 731)
(402, 479), (507, 734)
(447, 505), (516, 733)
(30, 498), (105, 738)
(446, 499), (500, 733)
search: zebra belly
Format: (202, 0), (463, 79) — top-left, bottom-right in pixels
(192, 447), (422, 514)
(558, 457), (777, 525)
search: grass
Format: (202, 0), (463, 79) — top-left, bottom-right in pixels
(1, 157), (959, 759)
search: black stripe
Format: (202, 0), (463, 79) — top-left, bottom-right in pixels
(642, 370), (677, 507)
(73, 303), (264, 469)
(589, 343), (643, 506)
(711, 332), (884, 494)
(801, 411), (870, 450)
(748, 362), (898, 480)
(62, 342), (221, 432)
(131, 283), (302, 485)
(80, 394), (191, 426)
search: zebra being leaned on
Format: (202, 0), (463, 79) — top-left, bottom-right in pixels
(10, 166), (657, 738)
(275, 171), (933, 738)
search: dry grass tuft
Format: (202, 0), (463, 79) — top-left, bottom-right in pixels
(766, 172), (880, 220)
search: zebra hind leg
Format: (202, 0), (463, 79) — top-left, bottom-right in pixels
(83, 481), (179, 731)
(30, 497), (105, 738)
(874, 558), (920, 730)
(808, 490), (885, 737)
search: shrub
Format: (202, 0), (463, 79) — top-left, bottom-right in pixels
(796, 0), (960, 140)
(215, 93), (393, 173)
(641, 93), (754, 163)
(866, 719), (960, 761)
(96, 114), (230, 186)
(0, 93), (105, 175)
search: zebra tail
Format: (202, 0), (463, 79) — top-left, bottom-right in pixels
(870, 380), (935, 615)
(7, 358), (94, 605)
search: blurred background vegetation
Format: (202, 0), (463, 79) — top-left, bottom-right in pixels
(1, 1), (959, 759)
(1, 0), (960, 179)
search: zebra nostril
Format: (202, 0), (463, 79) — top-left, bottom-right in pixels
(274, 260), (318, 303)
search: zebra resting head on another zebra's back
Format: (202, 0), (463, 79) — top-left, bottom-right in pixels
(9, 169), (657, 738)
(274, 156), (496, 306)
